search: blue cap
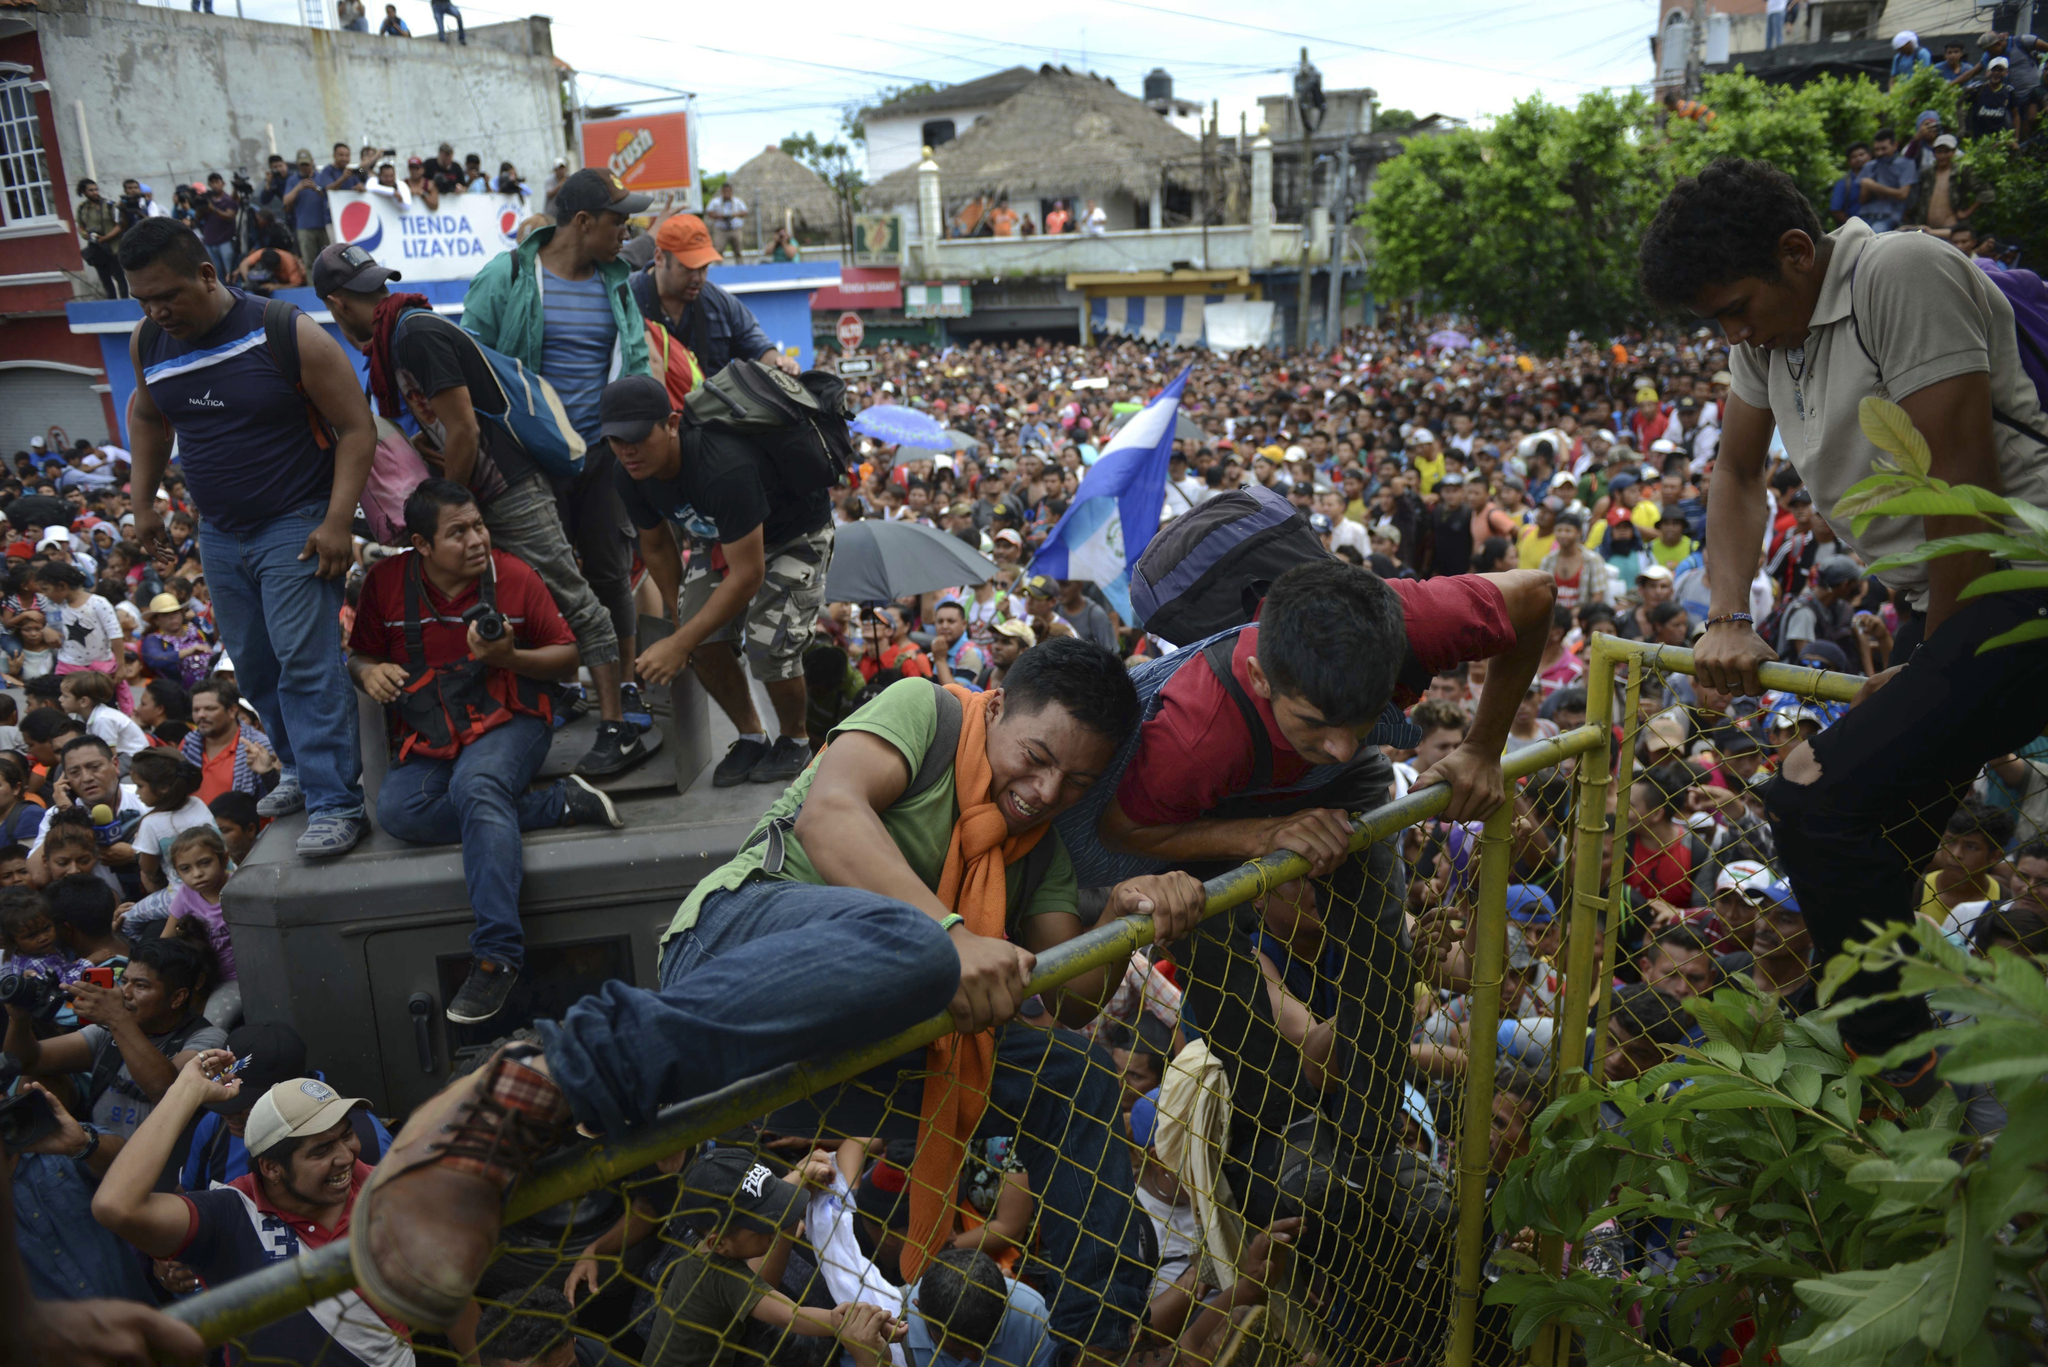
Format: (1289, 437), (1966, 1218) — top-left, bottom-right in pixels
(1608, 472), (1638, 491)
(1129, 1087), (1160, 1148)
(1504, 883), (1557, 924)
(1757, 880), (1801, 914)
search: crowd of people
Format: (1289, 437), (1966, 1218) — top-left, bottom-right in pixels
(7, 150), (2048, 1367)
(76, 143), (558, 303)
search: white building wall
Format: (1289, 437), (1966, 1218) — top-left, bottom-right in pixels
(863, 107), (997, 183)
(32, 0), (563, 197)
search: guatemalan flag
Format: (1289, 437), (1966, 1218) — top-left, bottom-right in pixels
(1028, 364), (1192, 622)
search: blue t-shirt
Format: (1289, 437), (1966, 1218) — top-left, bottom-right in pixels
(281, 172), (328, 229)
(539, 265), (617, 447)
(1890, 46), (1932, 79)
(905, 1278), (1055, 1367)
(1857, 153), (1916, 231)
(1829, 174), (1861, 220)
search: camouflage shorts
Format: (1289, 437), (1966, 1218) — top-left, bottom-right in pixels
(678, 524), (834, 683)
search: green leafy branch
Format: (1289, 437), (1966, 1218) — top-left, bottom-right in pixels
(1832, 396), (2048, 654)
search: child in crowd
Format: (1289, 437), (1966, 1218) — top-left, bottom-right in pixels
(162, 825), (237, 1027)
(1919, 798), (2014, 927)
(59, 671), (149, 767)
(0, 844), (31, 888)
(38, 561), (129, 711)
(131, 749), (217, 893)
(1126, 1089), (1199, 1307)
(0, 883), (71, 979)
(0, 694), (22, 754)
(36, 809), (120, 897)
(0, 755), (45, 847)
(208, 790), (262, 866)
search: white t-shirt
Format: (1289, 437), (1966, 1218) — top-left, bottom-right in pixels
(86, 704), (150, 760)
(135, 796), (217, 876)
(55, 593), (123, 668)
(1083, 204), (1107, 235)
(29, 782), (143, 857)
(1135, 1183), (1200, 1302)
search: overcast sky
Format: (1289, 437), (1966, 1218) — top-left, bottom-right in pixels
(225, 0), (1660, 175)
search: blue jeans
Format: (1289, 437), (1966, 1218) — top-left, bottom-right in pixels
(205, 240), (236, 281)
(376, 714), (564, 970)
(541, 879), (1148, 1353)
(431, 0), (463, 41)
(1765, 10), (1783, 47)
(198, 502), (364, 820)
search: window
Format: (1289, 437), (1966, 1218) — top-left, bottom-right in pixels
(921, 118), (957, 149)
(0, 74), (57, 227)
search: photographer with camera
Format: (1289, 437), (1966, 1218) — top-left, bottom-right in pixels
(74, 179), (127, 300)
(5, 1079), (158, 1308)
(197, 172), (239, 280)
(347, 480), (625, 1025)
(5, 934), (225, 1142)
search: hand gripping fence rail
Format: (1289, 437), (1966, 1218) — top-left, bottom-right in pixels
(162, 717), (1690, 1367)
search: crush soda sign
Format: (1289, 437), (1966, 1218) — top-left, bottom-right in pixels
(329, 192), (525, 282)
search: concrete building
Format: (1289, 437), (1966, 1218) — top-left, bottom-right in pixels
(1651, 0), (1995, 90)
(0, 0), (567, 450)
(858, 66), (1037, 184)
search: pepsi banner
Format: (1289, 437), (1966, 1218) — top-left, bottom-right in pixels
(326, 190), (530, 282)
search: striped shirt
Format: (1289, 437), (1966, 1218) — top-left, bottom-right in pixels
(539, 264), (617, 446)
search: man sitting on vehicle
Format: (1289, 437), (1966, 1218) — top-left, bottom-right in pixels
(605, 374), (834, 788)
(346, 480), (625, 1026)
(349, 639), (1204, 1363)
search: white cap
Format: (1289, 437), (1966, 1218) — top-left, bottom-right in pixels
(1636, 562), (1673, 583)
(1284, 444), (1308, 463)
(244, 1077), (369, 1159)
(1409, 428), (1436, 445)
(1714, 859), (1770, 895)
(36, 530), (69, 550)
(1989, 55), (2009, 68)
(1893, 29), (1917, 49)
(28, 436), (44, 448)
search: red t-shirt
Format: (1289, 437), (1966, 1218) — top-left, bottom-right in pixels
(349, 549), (575, 667)
(1115, 575), (1516, 828)
(196, 724), (242, 804)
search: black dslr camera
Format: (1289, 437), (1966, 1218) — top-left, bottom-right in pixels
(462, 602), (507, 643)
(0, 969), (64, 1023)
(231, 167), (255, 197)
(0, 1087), (61, 1156)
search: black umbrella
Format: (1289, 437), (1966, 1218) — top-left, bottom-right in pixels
(825, 519), (998, 603)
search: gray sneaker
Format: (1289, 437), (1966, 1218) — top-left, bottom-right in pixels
(257, 777), (305, 818)
(297, 813), (367, 858)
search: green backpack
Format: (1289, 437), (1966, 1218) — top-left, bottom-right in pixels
(682, 360), (857, 493)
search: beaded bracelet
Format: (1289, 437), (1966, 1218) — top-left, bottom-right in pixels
(1702, 612), (1754, 629)
(939, 913), (965, 933)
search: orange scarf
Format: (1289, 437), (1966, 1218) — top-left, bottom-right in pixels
(901, 684), (1045, 1282)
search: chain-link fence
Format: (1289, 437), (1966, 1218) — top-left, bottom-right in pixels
(164, 727), (1608, 1367)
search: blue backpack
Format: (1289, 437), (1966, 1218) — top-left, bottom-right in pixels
(393, 310), (586, 480)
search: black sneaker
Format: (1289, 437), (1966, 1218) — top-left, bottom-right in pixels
(618, 681), (656, 733)
(575, 720), (646, 778)
(714, 737), (770, 787)
(561, 775), (623, 829)
(446, 961), (519, 1024)
(559, 687), (591, 725)
(748, 735), (811, 785)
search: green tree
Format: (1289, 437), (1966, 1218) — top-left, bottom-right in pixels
(779, 130), (865, 240)
(1372, 106), (1420, 132)
(1365, 90), (1663, 353)
(841, 82), (943, 146)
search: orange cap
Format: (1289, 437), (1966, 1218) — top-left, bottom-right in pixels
(654, 213), (723, 269)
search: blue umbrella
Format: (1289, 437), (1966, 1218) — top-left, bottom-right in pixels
(852, 404), (949, 448)
(1427, 329), (1471, 351)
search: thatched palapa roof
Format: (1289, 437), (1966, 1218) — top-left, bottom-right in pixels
(868, 67), (1203, 205)
(728, 146), (845, 237)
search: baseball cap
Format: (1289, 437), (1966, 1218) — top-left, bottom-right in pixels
(294, 147), (315, 164)
(1608, 472), (1637, 491)
(1817, 559), (1862, 588)
(1788, 487), (1814, 507)
(1408, 428), (1436, 444)
(36, 530), (69, 550)
(1650, 438), (1679, 454)
(1439, 472), (1465, 487)
(553, 167), (653, 220)
(1504, 883), (1556, 924)
(1636, 562), (1674, 583)
(599, 374), (674, 443)
(1917, 109), (1941, 129)
(1585, 427), (1613, 444)
(1990, 56), (2010, 69)
(993, 618), (1036, 646)
(1711, 369), (1734, 385)
(675, 1150), (805, 1234)
(1635, 386), (1659, 403)
(206, 1022), (310, 1116)
(1934, 133), (1959, 150)
(1644, 712), (1687, 755)
(947, 501), (975, 517)
(1714, 859), (1770, 895)
(654, 213), (724, 269)
(1020, 573), (1058, 598)
(1550, 470), (1577, 489)
(1284, 445), (1308, 463)
(311, 242), (402, 299)
(1657, 506), (1690, 527)
(243, 1076), (369, 1158)
(993, 528), (1023, 548)
(1308, 512), (1333, 533)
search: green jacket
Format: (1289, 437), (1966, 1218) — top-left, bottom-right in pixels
(460, 224), (650, 380)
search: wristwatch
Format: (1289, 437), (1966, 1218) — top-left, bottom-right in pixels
(71, 1123), (101, 1162)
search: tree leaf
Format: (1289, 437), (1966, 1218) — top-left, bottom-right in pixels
(1749, 1043), (1788, 1084)
(1977, 618), (2048, 655)
(1865, 532), (2036, 572)
(1857, 396), (1932, 474)
(1920, 1188), (1993, 1353)
(1782, 1062), (1824, 1108)
(1959, 568), (2048, 599)
(1783, 1259), (1938, 1365)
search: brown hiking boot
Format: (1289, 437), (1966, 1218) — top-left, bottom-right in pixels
(351, 1043), (571, 1328)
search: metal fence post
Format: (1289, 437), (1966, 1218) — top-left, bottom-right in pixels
(1446, 801), (1515, 1367)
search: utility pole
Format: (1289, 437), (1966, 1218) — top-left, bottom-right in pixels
(1325, 152), (1348, 354)
(1293, 48), (1325, 356)
(1200, 100), (1215, 271)
(1684, 0), (1708, 98)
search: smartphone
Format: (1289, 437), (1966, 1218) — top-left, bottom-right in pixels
(81, 965), (115, 990)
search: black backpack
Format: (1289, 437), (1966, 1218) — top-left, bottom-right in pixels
(1129, 483), (1332, 643)
(682, 359), (858, 495)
